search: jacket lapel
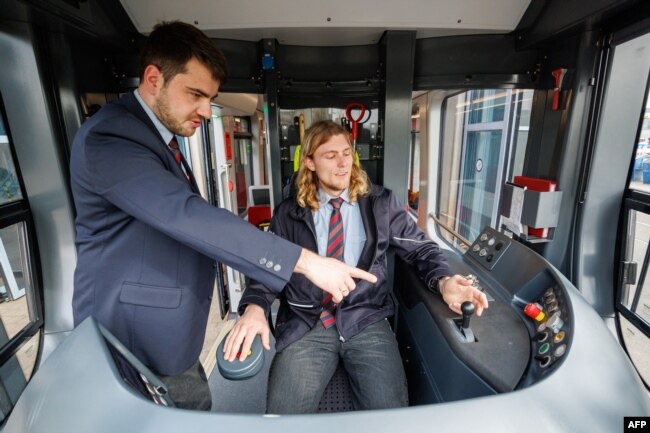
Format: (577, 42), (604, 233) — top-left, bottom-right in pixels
(355, 193), (377, 272)
(290, 204), (318, 250)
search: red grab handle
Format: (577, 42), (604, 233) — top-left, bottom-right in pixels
(345, 102), (367, 142)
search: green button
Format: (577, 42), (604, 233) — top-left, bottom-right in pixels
(538, 343), (550, 354)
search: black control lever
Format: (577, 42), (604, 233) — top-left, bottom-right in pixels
(458, 301), (475, 343)
(461, 301), (475, 329)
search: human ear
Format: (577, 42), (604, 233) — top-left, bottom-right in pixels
(304, 157), (316, 172)
(141, 64), (164, 95)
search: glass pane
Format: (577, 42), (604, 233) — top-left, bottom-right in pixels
(629, 86), (650, 191)
(15, 333), (39, 381)
(457, 130), (502, 241)
(619, 315), (650, 386)
(467, 89), (506, 124)
(623, 210), (650, 323)
(0, 221), (37, 422)
(0, 116), (23, 206)
(438, 89), (533, 250)
(0, 222), (35, 340)
(508, 89), (534, 181)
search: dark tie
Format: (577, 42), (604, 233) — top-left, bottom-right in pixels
(168, 137), (192, 183)
(320, 197), (344, 329)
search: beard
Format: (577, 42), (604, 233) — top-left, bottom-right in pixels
(153, 87), (194, 137)
(318, 173), (351, 195)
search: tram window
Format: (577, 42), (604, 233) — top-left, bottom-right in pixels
(436, 89), (533, 249)
(620, 208), (650, 385)
(629, 100), (650, 190)
(620, 82), (650, 387)
(0, 125), (22, 206)
(0, 96), (42, 421)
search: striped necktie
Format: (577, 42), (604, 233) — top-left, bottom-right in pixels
(320, 197), (344, 329)
(168, 137), (192, 183)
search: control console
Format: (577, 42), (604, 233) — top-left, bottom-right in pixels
(464, 227), (573, 387)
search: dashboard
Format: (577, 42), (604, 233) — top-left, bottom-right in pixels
(395, 227), (574, 402)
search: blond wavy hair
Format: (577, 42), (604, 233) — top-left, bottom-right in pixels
(296, 120), (370, 210)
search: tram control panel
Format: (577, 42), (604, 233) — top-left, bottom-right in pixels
(396, 225), (575, 403)
(464, 226), (573, 385)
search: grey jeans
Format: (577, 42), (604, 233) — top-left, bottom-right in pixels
(267, 319), (408, 414)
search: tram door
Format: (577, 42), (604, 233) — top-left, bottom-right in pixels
(209, 105), (246, 312)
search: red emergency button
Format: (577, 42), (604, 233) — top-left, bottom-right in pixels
(524, 303), (546, 322)
(228, 180), (234, 192)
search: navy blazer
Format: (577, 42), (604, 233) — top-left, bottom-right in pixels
(70, 92), (301, 375)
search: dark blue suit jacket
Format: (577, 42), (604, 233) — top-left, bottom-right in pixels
(70, 92), (301, 375)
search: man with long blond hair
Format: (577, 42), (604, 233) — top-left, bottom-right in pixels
(224, 120), (488, 413)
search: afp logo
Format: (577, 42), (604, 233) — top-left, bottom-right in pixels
(625, 417), (650, 432)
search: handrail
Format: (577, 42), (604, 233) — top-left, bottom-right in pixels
(428, 213), (472, 248)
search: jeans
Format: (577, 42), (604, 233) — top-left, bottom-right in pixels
(158, 359), (212, 411)
(267, 319), (408, 414)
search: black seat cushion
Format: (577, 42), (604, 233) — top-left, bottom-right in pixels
(317, 361), (354, 412)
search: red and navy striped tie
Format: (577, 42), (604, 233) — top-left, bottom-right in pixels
(169, 137), (192, 183)
(320, 197), (344, 329)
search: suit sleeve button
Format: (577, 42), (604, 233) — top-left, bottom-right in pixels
(259, 258), (267, 265)
(265, 261), (274, 268)
(273, 264), (281, 272)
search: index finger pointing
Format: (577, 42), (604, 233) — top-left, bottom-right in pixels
(349, 267), (377, 283)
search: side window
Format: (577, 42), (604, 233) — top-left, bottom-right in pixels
(437, 89), (533, 250)
(0, 96), (42, 421)
(620, 82), (650, 387)
(620, 207), (650, 386)
(630, 103), (650, 190)
(0, 138), (22, 205)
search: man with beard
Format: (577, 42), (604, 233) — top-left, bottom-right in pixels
(224, 120), (488, 413)
(70, 22), (375, 411)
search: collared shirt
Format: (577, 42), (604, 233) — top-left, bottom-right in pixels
(312, 189), (366, 267)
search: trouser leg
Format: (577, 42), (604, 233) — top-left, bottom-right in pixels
(158, 359), (212, 411)
(341, 319), (408, 410)
(266, 324), (340, 414)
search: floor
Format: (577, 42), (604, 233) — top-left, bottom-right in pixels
(199, 284), (232, 377)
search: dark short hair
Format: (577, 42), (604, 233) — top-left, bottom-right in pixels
(139, 21), (228, 84)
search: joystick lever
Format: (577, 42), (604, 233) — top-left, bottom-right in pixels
(461, 301), (475, 329)
(457, 301), (475, 343)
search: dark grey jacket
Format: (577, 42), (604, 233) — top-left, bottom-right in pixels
(239, 184), (452, 351)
